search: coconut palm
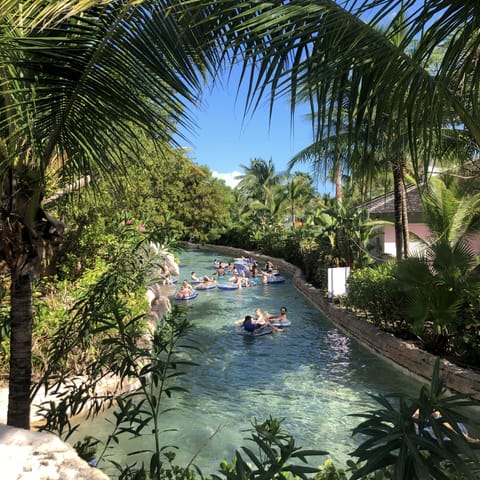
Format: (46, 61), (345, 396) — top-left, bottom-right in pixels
(282, 172), (315, 228)
(289, 132), (350, 203)
(192, 0), (480, 262)
(0, 1), (218, 429)
(235, 158), (280, 206)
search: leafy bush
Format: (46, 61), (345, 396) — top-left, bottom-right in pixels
(314, 460), (347, 480)
(349, 360), (480, 480)
(346, 263), (410, 332)
(394, 239), (480, 357)
(214, 416), (326, 480)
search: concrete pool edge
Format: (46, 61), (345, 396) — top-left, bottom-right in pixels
(185, 242), (480, 401)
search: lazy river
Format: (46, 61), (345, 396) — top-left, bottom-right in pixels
(77, 248), (424, 475)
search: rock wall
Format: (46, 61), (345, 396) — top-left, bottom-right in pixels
(193, 242), (480, 401)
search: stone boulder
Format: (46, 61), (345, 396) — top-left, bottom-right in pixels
(0, 424), (110, 480)
(149, 243), (179, 276)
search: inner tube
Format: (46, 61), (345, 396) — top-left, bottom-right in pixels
(217, 283), (239, 290)
(270, 320), (291, 327)
(238, 326), (272, 336)
(267, 276), (285, 284)
(175, 291), (198, 300)
(234, 262), (251, 278)
(195, 284), (217, 290)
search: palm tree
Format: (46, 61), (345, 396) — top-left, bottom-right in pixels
(0, 1), (217, 429)
(194, 0), (480, 259)
(235, 158), (280, 206)
(289, 132), (349, 203)
(394, 176), (480, 352)
(421, 176), (480, 246)
(282, 172), (315, 228)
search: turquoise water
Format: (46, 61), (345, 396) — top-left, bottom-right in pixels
(78, 249), (424, 475)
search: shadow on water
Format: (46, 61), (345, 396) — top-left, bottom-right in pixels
(75, 249), (424, 475)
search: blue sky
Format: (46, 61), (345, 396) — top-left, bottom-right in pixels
(181, 71), (328, 191)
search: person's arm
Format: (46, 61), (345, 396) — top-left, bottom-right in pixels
(444, 421), (480, 444)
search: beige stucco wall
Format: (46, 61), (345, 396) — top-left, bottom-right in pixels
(189, 242), (480, 401)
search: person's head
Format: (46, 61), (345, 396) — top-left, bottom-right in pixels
(281, 306), (287, 314)
(243, 315), (252, 325)
(182, 280), (188, 286)
(255, 308), (262, 315)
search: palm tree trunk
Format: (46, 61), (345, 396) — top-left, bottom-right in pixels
(7, 272), (33, 429)
(334, 158), (343, 202)
(392, 159), (404, 260)
(400, 162), (410, 257)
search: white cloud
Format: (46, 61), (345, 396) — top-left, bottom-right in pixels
(212, 170), (242, 189)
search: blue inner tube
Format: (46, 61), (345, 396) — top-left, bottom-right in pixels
(238, 326), (272, 336)
(217, 283), (239, 290)
(234, 262), (251, 278)
(267, 276), (285, 283)
(175, 291), (198, 300)
(195, 284), (217, 290)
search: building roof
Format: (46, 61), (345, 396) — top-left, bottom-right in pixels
(363, 184), (424, 218)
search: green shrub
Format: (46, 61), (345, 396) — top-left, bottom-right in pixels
(314, 459), (347, 480)
(346, 263), (410, 332)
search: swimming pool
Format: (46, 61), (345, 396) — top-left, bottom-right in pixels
(78, 248), (423, 475)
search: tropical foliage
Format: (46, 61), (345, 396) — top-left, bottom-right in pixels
(346, 176), (480, 363)
(350, 360), (480, 480)
(2, 5), (480, 480)
(394, 177), (480, 356)
(215, 417), (326, 480)
(346, 263), (410, 332)
(0, 0), (221, 428)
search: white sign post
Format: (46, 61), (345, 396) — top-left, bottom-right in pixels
(327, 267), (351, 298)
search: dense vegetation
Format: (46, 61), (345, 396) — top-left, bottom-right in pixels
(2, 1), (480, 479)
(27, 221), (480, 480)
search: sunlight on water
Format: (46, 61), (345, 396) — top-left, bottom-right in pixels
(74, 249), (423, 475)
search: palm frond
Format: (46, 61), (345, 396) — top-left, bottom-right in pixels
(1, 1), (218, 192)
(188, 0), (480, 178)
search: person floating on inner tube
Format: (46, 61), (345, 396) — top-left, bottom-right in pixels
(269, 306), (289, 325)
(191, 271), (200, 282)
(413, 409), (480, 444)
(242, 315), (264, 333)
(178, 280), (194, 298)
(254, 308), (283, 331)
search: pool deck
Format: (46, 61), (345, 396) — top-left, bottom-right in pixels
(190, 242), (480, 401)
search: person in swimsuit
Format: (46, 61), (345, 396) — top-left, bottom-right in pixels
(413, 409), (480, 444)
(191, 271), (200, 282)
(178, 280), (194, 298)
(242, 315), (263, 333)
(254, 308), (282, 331)
(269, 306), (288, 324)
